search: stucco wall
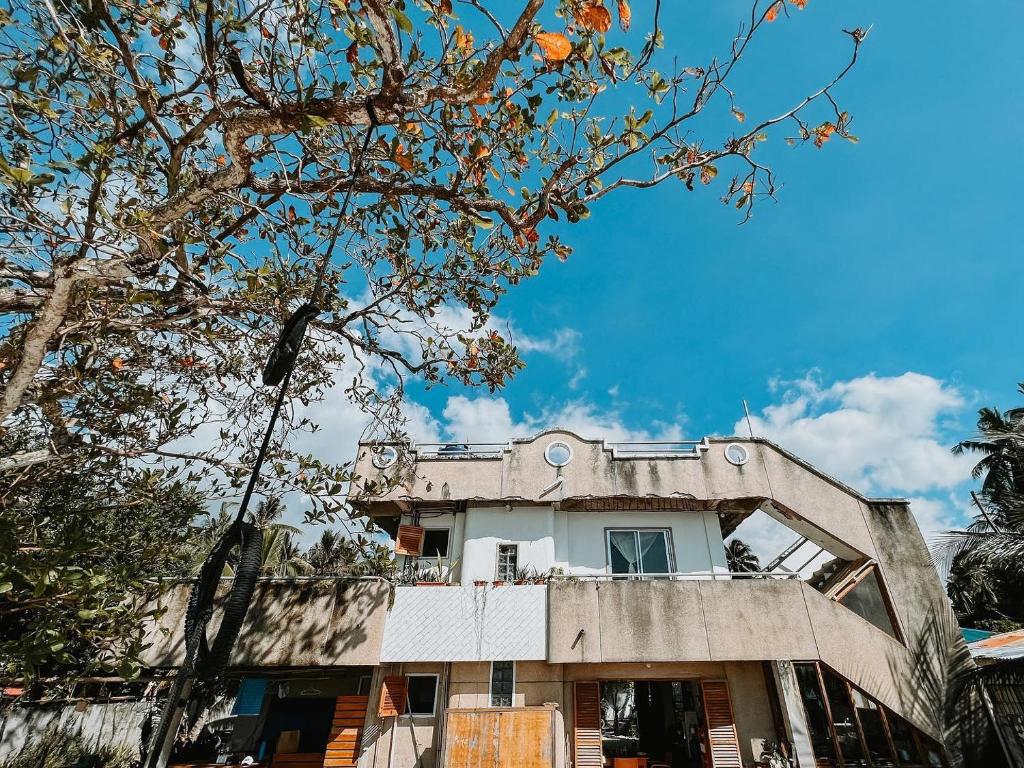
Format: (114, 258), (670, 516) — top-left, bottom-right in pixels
(141, 578), (390, 668)
(461, 506), (557, 583)
(547, 577), (948, 740)
(0, 700), (151, 763)
(455, 505), (727, 584)
(448, 661), (565, 709)
(362, 663), (446, 768)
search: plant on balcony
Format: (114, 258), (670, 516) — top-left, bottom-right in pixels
(409, 556), (460, 586)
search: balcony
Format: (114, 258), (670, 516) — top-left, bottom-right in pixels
(547, 576), (909, 669)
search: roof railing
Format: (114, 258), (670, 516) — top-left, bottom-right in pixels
(412, 442), (509, 459)
(606, 440), (707, 458)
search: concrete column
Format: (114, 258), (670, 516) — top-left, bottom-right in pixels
(771, 661), (816, 768)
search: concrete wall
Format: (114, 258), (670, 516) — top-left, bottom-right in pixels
(141, 578), (391, 668)
(547, 577), (949, 741)
(0, 700), (151, 763)
(351, 432), (882, 565)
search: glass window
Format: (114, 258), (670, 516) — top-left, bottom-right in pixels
(839, 569), (898, 639)
(887, 714), (923, 766)
(496, 544), (518, 582)
(821, 669), (867, 766)
(421, 529), (450, 558)
(608, 530), (671, 577)
(794, 663), (838, 765)
(850, 689), (896, 766)
(490, 661), (514, 707)
(404, 675), (437, 716)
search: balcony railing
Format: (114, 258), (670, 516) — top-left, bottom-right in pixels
(550, 570), (800, 581)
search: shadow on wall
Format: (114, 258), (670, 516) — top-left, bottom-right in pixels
(887, 606), (988, 768)
(232, 578), (390, 665)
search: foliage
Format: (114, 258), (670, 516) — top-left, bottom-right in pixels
(0, 440), (202, 679)
(1, 0), (866, 518)
(0, 725), (135, 768)
(192, 497), (396, 577)
(1, 0), (864, 675)
(725, 537), (760, 573)
(306, 528), (396, 577)
(945, 552), (1023, 633)
(934, 383), (1024, 585)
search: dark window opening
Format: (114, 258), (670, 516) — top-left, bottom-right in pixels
(421, 529), (450, 559)
(794, 663), (838, 765)
(838, 568), (900, 640)
(821, 668), (867, 766)
(404, 675), (437, 716)
(490, 661), (514, 706)
(496, 544), (518, 581)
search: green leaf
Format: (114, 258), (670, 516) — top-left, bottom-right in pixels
(391, 8), (413, 33)
(0, 582), (11, 594)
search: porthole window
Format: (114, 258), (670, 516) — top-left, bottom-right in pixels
(372, 445), (399, 469)
(544, 441), (573, 467)
(724, 443), (749, 466)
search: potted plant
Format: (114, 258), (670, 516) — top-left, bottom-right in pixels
(415, 555), (459, 586)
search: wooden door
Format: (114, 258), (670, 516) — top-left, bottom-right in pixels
(700, 680), (742, 768)
(443, 707), (555, 768)
(574, 682), (603, 768)
(324, 695), (368, 768)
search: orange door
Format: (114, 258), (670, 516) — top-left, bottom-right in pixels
(323, 695), (368, 768)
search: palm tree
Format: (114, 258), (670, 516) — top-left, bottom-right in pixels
(934, 384), (1024, 577)
(306, 530), (357, 576)
(725, 538), (760, 573)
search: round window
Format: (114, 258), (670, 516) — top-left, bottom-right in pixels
(724, 443), (749, 466)
(544, 441), (573, 467)
(372, 445), (399, 469)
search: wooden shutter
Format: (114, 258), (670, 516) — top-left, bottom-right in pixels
(395, 525), (425, 556)
(573, 682), (603, 768)
(324, 695), (368, 768)
(701, 680), (742, 768)
(378, 675), (407, 717)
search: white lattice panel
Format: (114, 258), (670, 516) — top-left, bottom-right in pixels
(380, 584), (547, 661)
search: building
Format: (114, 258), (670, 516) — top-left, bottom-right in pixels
(15, 431), (965, 768)
(345, 430), (962, 768)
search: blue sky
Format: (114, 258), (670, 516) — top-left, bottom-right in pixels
(349, 0), (1023, 541)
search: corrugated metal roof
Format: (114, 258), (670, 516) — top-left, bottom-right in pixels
(961, 627), (994, 644)
(968, 629), (1024, 660)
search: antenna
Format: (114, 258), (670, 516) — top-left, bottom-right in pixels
(741, 399), (754, 438)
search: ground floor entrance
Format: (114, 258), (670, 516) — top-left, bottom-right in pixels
(598, 680), (706, 768)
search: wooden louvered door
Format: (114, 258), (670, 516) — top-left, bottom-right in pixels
(573, 682), (603, 768)
(324, 695), (368, 768)
(700, 680), (742, 768)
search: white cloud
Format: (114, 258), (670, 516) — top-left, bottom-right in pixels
(736, 371), (977, 543)
(435, 395), (683, 443)
(737, 372), (973, 495)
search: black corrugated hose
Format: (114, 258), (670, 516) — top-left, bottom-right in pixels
(142, 96), (381, 767)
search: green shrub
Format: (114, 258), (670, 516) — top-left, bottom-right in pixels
(1, 725), (136, 768)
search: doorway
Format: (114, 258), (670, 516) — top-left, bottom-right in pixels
(600, 680), (705, 768)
